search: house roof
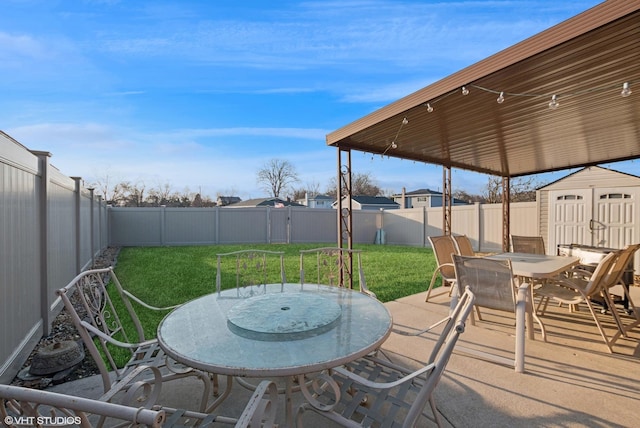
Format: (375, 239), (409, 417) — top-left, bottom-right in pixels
(397, 188), (442, 197)
(350, 196), (399, 206)
(217, 196), (241, 205)
(311, 194), (334, 200)
(227, 197), (304, 207)
(326, 1), (640, 179)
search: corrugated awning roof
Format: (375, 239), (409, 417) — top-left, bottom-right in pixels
(327, 0), (640, 178)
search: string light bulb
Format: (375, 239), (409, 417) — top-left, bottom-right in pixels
(461, 86), (469, 96)
(497, 92), (505, 104)
(382, 117), (409, 155)
(621, 82), (632, 97)
(548, 94), (559, 110)
(426, 103), (434, 113)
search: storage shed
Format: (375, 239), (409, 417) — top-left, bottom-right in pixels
(537, 166), (640, 273)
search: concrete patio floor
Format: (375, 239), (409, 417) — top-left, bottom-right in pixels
(48, 285), (640, 427)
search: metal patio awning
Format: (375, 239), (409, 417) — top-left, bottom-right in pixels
(327, 0), (640, 179)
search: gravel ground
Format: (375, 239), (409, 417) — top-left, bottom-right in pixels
(11, 247), (121, 389)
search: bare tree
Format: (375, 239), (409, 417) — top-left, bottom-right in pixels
(292, 180), (322, 201)
(326, 172), (381, 198)
(256, 159), (299, 198)
(90, 173), (127, 205)
(483, 176), (540, 203)
(119, 181), (146, 207)
(453, 189), (484, 203)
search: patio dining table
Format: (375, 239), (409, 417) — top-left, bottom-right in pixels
(156, 283), (392, 427)
(486, 252), (580, 337)
(484, 252), (580, 372)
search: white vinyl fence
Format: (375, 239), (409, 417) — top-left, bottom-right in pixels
(0, 133), (108, 383)
(0, 130), (538, 384)
(108, 202), (538, 252)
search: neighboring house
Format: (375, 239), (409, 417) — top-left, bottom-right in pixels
(217, 196), (241, 206)
(297, 193), (335, 208)
(333, 196), (400, 211)
(226, 197), (305, 208)
(392, 188), (470, 208)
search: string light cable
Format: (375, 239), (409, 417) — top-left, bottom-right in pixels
(421, 81), (634, 112)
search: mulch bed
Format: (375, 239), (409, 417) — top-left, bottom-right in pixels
(11, 247), (121, 389)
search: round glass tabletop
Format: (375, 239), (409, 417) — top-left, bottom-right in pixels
(157, 283), (392, 377)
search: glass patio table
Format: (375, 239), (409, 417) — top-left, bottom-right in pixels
(157, 283), (393, 427)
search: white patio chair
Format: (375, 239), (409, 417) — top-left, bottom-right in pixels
(453, 234), (476, 257)
(216, 249), (286, 297)
(453, 254), (544, 372)
(534, 250), (622, 353)
(215, 249), (288, 394)
(0, 379), (278, 428)
(299, 247), (375, 296)
(605, 244), (640, 343)
(295, 287), (475, 428)
(56, 267), (222, 414)
(425, 235), (458, 302)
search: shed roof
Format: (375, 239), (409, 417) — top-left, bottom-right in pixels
(327, 1), (640, 178)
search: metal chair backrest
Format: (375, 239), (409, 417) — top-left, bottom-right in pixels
(428, 235), (458, 281)
(581, 250), (622, 296)
(602, 244), (640, 289)
(453, 235), (475, 256)
(510, 235), (546, 255)
(299, 247), (374, 295)
(404, 287), (475, 426)
(56, 267), (147, 393)
(0, 384), (165, 427)
(453, 254), (517, 313)
(216, 249), (286, 297)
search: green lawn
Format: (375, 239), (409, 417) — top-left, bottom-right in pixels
(107, 243), (439, 363)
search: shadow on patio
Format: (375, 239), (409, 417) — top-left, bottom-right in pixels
(45, 286), (640, 427)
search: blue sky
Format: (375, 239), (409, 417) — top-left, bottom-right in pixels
(4, 0), (623, 200)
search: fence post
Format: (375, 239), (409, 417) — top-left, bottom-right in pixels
(215, 206), (219, 244)
(88, 188), (95, 266)
(32, 151), (51, 336)
(422, 207), (427, 247)
(71, 177), (82, 274)
(97, 195), (103, 250)
(475, 202), (482, 252)
(160, 205), (166, 245)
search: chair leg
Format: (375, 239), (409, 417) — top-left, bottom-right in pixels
(425, 270), (450, 302)
(429, 396), (443, 428)
(610, 287), (640, 344)
(583, 298), (614, 353)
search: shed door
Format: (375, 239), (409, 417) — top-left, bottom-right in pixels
(549, 187), (639, 273)
(592, 188), (636, 248)
(550, 189), (592, 249)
